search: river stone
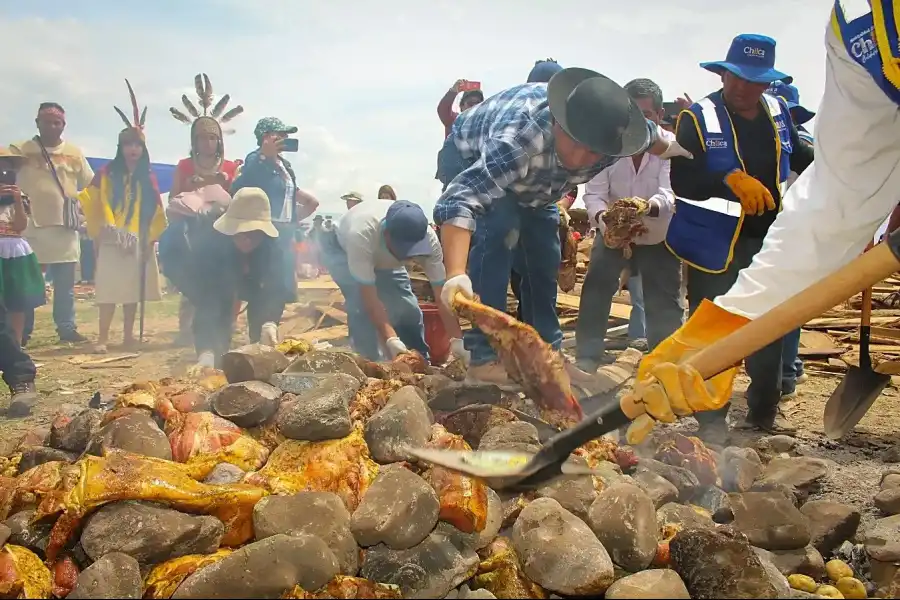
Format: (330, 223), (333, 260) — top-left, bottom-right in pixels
(875, 487), (900, 515)
(757, 457), (830, 491)
(691, 485), (733, 523)
(605, 569), (691, 599)
(283, 350), (367, 384)
(360, 528), (479, 599)
(80, 501), (223, 567)
(535, 474), (598, 523)
(670, 527), (779, 599)
(588, 483), (657, 572)
(753, 548), (792, 598)
(202, 463), (245, 485)
(720, 447), (764, 493)
(476, 487), (503, 550)
(210, 380), (282, 428)
(364, 386), (432, 463)
(799, 500), (861, 555)
(221, 343), (290, 384)
(269, 372), (334, 394)
(254, 491), (358, 574)
(17, 447), (78, 473)
(729, 491), (811, 550)
(351, 467), (439, 550)
(85, 411), (172, 460)
(865, 514), (900, 562)
(275, 374), (357, 441)
(755, 545), (826, 579)
(429, 383), (504, 412)
(5, 510), (52, 555)
(172, 534), (338, 599)
(632, 469), (678, 509)
(0, 524), (9, 548)
(49, 408), (102, 453)
(478, 421), (541, 454)
(512, 497), (614, 596)
(637, 458), (700, 500)
(657, 503), (715, 531)
(67, 552), (142, 599)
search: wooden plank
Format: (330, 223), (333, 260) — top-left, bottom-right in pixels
(799, 330), (838, 350)
(297, 279), (340, 290)
(557, 293), (631, 320)
(314, 305), (348, 325)
(298, 325), (349, 342)
(870, 326), (900, 341)
(798, 347), (845, 358)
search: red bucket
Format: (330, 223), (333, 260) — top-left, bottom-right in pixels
(420, 302), (450, 365)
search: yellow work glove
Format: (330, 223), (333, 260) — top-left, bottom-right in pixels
(619, 299), (750, 444)
(724, 170), (776, 217)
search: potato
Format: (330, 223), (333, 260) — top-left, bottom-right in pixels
(816, 584), (845, 599)
(836, 577), (867, 599)
(826, 559), (854, 582)
(788, 574), (818, 593)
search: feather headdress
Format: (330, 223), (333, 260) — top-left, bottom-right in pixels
(169, 73), (244, 135)
(114, 79), (147, 142)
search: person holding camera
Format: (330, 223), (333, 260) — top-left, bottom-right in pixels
(232, 117), (319, 307)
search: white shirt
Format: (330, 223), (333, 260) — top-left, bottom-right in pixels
(336, 200), (446, 285)
(582, 128), (676, 246)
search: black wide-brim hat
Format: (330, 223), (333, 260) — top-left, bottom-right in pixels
(548, 67), (649, 157)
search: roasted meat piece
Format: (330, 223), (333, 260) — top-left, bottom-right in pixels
(51, 555), (79, 598)
(601, 197), (649, 258)
(450, 294), (582, 421)
(244, 426), (378, 512)
(474, 537), (548, 599)
(281, 576), (401, 599)
(349, 379), (404, 424)
(156, 396), (269, 471)
(654, 433), (718, 486)
(35, 450), (268, 562)
(558, 205), (578, 293)
(423, 425), (489, 533)
(572, 438), (637, 473)
(114, 380), (159, 411)
(0, 545), (52, 599)
(143, 549), (234, 599)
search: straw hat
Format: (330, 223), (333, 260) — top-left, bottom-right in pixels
(0, 146), (26, 164)
(213, 187), (278, 238)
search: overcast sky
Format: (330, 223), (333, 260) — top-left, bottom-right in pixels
(0, 0), (827, 216)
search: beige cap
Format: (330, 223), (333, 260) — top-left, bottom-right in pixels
(341, 191), (364, 203)
(0, 146), (26, 163)
(214, 187), (279, 238)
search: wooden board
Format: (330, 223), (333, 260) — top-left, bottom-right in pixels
(298, 325), (349, 342)
(313, 304), (348, 325)
(799, 330), (839, 351)
(297, 279), (340, 290)
(557, 293), (631, 320)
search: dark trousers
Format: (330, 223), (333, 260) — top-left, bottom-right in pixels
(192, 291), (285, 364)
(0, 299), (36, 388)
(576, 242), (683, 360)
(80, 238), (96, 282)
(274, 222), (298, 303)
(24, 261), (78, 342)
(688, 235), (783, 424)
(510, 269), (524, 320)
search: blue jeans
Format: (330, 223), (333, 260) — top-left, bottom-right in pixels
(781, 328), (804, 394)
(24, 262), (77, 340)
(79, 238), (96, 282)
(467, 198), (562, 366)
(627, 274), (647, 340)
(316, 231), (429, 361)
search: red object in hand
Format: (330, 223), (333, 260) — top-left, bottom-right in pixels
(458, 80), (481, 92)
(572, 232), (582, 242)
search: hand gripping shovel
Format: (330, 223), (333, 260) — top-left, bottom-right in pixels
(823, 287), (891, 439)
(409, 234), (900, 490)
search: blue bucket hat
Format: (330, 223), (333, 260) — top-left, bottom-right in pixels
(528, 59), (564, 83)
(383, 201), (432, 259)
(767, 80), (816, 125)
(700, 34), (790, 84)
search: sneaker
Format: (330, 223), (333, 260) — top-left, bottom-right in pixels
(796, 373), (809, 384)
(737, 409), (797, 434)
(465, 362), (520, 390)
(628, 338), (649, 352)
(7, 382), (38, 417)
(58, 329), (88, 343)
(697, 420), (731, 446)
(575, 359), (599, 375)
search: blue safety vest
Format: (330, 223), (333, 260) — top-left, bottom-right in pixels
(665, 91), (793, 273)
(832, 0), (900, 106)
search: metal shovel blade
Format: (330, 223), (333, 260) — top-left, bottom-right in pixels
(823, 365), (890, 439)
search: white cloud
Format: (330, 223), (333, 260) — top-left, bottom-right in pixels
(0, 0), (827, 217)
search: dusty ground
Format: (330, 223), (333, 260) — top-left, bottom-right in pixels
(4, 292), (900, 532)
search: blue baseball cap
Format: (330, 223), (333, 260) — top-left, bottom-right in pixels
(700, 34), (790, 84)
(383, 201), (432, 259)
(528, 59), (564, 83)
(767, 80), (816, 124)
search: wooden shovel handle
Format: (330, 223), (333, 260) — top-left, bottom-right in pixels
(686, 242), (900, 380)
(861, 287), (874, 328)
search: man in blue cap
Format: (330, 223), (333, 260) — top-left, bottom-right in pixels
(664, 33), (815, 437)
(316, 199), (467, 363)
(435, 67), (692, 386)
(527, 59), (564, 83)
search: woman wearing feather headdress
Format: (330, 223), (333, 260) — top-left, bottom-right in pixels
(77, 80), (167, 353)
(166, 74), (243, 344)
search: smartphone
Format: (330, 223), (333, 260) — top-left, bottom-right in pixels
(0, 169), (16, 185)
(280, 138), (299, 153)
(662, 102), (681, 120)
(458, 80), (481, 92)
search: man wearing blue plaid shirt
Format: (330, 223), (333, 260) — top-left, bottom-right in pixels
(434, 67), (692, 385)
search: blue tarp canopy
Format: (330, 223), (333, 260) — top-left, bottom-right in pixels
(86, 157), (178, 195)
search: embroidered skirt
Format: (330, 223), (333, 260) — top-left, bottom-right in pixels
(95, 240), (162, 305)
(0, 237), (47, 311)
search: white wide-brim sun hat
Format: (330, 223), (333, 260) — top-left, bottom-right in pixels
(214, 187), (279, 238)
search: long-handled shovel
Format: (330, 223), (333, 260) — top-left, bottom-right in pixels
(409, 236), (900, 490)
(823, 287), (891, 439)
